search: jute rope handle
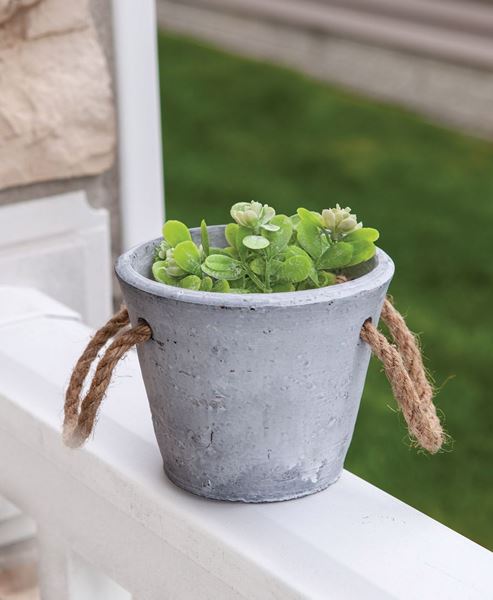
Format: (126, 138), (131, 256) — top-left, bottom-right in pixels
(63, 307), (152, 448)
(63, 294), (444, 452)
(360, 299), (444, 453)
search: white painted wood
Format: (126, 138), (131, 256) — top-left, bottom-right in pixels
(0, 193), (110, 565)
(0, 287), (80, 329)
(0, 193), (112, 328)
(37, 530), (129, 600)
(0, 513), (36, 547)
(69, 553), (132, 600)
(0, 297), (491, 599)
(37, 529), (71, 600)
(112, 0), (165, 250)
(0, 499), (20, 522)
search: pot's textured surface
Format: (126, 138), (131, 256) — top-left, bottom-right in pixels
(116, 226), (394, 502)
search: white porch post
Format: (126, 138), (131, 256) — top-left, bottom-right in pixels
(36, 530), (71, 600)
(112, 0), (165, 250)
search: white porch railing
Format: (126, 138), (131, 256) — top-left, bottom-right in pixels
(0, 286), (492, 599)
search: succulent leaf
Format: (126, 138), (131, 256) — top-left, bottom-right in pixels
(152, 261), (179, 285)
(242, 235), (270, 250)
(297, 221), (326, 259)
(179, 275), (202, 290)
(279, 255), (313, 283)
(346, 240), (376, 266)
(225, 223), (239, 248)
(317, 242), (353, 269)
(200, 220), (210, 256)
(202, 254), (244, 280)
(212, 280), (231, 293)
(297, 207), (323, 228)
(173, 241), (202, 276)
(265, 215), (293, 254)
(271, 282), (296, 292)
(200, 276), (213, 291)
(344, 227), (379, 243)
(163, 220), (192, 247)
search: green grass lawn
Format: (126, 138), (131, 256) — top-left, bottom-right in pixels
(157, 31), (493, 549)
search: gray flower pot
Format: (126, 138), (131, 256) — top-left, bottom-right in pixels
(116, 226), (394, 502)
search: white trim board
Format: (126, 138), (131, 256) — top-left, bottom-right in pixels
(112, 0), (165, 250)
(0, 192), (112, 327)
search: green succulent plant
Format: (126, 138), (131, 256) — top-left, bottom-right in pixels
(152, 201), (379, 293)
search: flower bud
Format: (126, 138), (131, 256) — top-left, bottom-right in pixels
(260, 205), (275, 224)
(321, 204), (361, 239)
(155, 240), (171, 260)
(321, 209), (336, 231)
(339, 215), (359, 233)
(230, 201), (276, 229)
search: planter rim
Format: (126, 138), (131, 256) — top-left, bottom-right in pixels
(116, 228), (394, 308)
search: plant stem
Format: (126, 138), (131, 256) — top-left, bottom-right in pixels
(244, 263), (269, 292)
(264, 252), (272, 292)
(323, 230), (333, 245)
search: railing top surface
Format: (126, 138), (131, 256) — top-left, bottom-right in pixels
(0, 296), (492, 599)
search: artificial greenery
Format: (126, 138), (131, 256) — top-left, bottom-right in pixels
(152, 201), (379, 294)
(152, 202), (379, 293)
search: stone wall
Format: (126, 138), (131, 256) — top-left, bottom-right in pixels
(0, 0), (121, 255)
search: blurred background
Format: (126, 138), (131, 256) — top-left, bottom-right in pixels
(157, 0), (493, 549)
(1, 0), (492, 597)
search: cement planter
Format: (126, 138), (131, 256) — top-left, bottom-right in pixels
(116, 225), (394, 502)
